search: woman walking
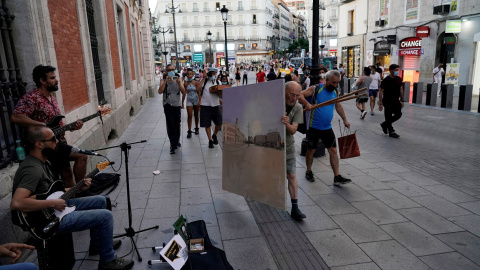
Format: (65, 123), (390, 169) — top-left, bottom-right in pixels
(182, 68), (202, 138)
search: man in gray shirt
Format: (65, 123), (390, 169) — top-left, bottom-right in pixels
(158, 64), (186, 154)
(282, 82), (306, 220)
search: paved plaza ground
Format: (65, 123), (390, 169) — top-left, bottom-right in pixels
(24, 72), (480, 269)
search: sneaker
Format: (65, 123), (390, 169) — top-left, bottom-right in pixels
(194, 128), (199, 135)
(99, 256), (134, 270)
(334, 175), (352, 186)
(177, 142), (181, 147)
(208, 140), (214, 148)
(212, 134), (218, 145)
(290, 208), (306, 220)
(170, 147), (176, 154)
(89, 240), (122, 256)
(371, 112), (374, 116)
(380, 122), (388, 134)
(389, 132), (400, 138)
(361, 111), (367, 120)
(305, 170), (315, 182)
(187, 130), (192, 139)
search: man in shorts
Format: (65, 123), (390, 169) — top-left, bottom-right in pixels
(300, 70), (352, 186)
(369, 65), (382, 115)
(200, 68), (222, 148)
(282, 82), (306, 221)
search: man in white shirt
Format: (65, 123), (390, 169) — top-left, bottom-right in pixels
(433, 63), (445, 96)
(200, 68), (222, 148)
(369, 66), (382, 115)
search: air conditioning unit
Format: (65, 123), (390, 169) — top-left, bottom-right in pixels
(375, 19), (385, 27)
(433, 4), (450, 14)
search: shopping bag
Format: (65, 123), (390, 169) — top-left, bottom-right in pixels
(337, 121), (360, 159)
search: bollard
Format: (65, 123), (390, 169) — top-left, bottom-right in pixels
(403, 82), (410, 103)
(342, 78), (349, 96)
(412, 82), (423, 104)
(426, 83), (437, 106)
(458, 85), (473, 111)
(348, 78), (355, 94)
(441, 84), (454, 108)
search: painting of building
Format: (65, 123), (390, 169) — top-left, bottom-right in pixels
(222, 80), (286, 210)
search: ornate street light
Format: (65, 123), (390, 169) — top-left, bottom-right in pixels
(319, 22), (332, 62)
(220, 5), (229, 68)
(165, 0), (182, 71)
(207, 30), (213, 65)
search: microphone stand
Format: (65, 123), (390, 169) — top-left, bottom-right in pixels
(93, 140), (158, 262)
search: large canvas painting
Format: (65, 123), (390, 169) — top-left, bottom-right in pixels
(222, 80), (286, 210)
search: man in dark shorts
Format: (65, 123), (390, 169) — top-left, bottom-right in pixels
(300, 70), (352, 186)
(199, 68), (222, 148)
(378, 64), (404, 138)
(11, 65), (87, 188)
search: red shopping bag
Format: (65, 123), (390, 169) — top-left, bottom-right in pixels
(337, 122), (360, 159)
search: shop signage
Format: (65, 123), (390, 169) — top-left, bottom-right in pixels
(399, 37), (422, 56)
(445, 37), (455, 44)
(387, 35), (396, 44)
(416, 26), (430, 38)
(193, 53), (204, 62)
(374, 41), (390, 56)
(216, 52), (224, 58)
(446, 20), (461, 33)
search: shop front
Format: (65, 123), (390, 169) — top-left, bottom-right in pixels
(236, 50), (270, 64)
(373, 40), (391, 76)
(216, 52), (225, 67)
(341, 45), (361, 78)
(398, 37), (423, 91)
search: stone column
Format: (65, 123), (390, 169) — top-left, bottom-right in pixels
(403, 82), (410, 103)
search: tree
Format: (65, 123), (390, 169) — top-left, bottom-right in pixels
(287, 38), (309, 54)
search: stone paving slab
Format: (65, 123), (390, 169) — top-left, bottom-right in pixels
(435, 232), (480, 265)
(397, 207), (465, 234)
(351, 200), (408, 225)
(331, 213), (391, 243)
(419, 252), (480, 270)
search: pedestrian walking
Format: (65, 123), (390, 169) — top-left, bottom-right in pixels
(158, 64), (186, 154)
(200, 68), (222, 148)
(235, 68), (241, 86)
(338, 64), (345, 94)
(378, 64), (404, 138)
(354, 67), (373, 120)
(242, 68), (248, 85)
(182, 68), (202, 139)
(300, 70), (352, 186)
(282, 82), (306, 220)
(256, 68), (266, 83)
(369, 65), (382, 115)
(266, 68), (277, 81)
(433, 63), (445, 96)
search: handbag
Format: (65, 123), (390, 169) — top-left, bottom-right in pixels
(337, 121), (360, 159)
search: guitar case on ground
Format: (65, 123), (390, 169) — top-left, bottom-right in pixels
(77, 173), (120, 197)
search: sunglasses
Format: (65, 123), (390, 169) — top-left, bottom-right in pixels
(40, 136), (57, 143)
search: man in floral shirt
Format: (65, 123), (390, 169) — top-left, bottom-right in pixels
(11, 65), (87, 188)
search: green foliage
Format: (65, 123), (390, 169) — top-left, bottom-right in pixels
(287, 38), (309, 53)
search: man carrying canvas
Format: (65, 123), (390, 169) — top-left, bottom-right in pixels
(281, 82), (306, 220)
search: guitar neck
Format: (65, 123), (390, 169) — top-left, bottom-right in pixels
(61, 168), (99, 200)
(53, 112), (99, 135)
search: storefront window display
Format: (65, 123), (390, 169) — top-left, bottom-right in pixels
(341, 46), (361, 78)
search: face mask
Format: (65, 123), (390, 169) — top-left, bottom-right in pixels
(320, 74), (326, 79)
(209, 76), (216, 81)
(168, 71), (175, 77)
(393, 71), (399, 76)
(326, 84), (336, 92)
(222, 82), (228, 85)
(187, 77), (194, 81)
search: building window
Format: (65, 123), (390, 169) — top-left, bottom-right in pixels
(204, 2), (209, 12)
(238, 1), (243, 10)
(239, 44), (245, 50)
(348, 10), (354, 36)
(193, 3), (198, 12)
(181, 3), (186, 11)
(184, 45), (191, 52)
(252, 43), (258, 49)
(253, 14), (257, 24)
(216, 2), (220, 11)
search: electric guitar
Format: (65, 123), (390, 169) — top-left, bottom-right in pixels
(47, 110), (109, 136)
(13, 161), (111, 240)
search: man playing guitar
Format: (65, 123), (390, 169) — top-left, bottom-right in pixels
(11, 65), (87, 188)
(10, 125), (133, 270)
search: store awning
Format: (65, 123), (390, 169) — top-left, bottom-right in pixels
(373, 50), (390, 56)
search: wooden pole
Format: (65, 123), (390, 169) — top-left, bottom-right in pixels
(303, 88), (368, 112)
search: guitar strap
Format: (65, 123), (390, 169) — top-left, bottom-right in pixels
(44, 160), (57, 184)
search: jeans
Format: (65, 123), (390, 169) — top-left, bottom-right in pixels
(0, 263), (38, 270)
(58, 196), (114, 263)
(242, 76), (248, 85)
(383, 100), (402, 133)
(163, 104), (181, 149)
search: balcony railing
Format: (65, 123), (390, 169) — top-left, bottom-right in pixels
(192, 22), (200, 27)
(215, 22), (223, 26)
(252, 20), (257, 24)
(330, 15), (338, 20)
(238, 7), (244, 11)
(251, 35), (259, 40)
(203, 8), (210, 12)
(181, 23), (189, 27)
(204, 22), (211, 26)
(192, 8), (199, 12)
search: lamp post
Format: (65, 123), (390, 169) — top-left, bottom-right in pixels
(165, 0), (182, 71)
(319, 22), (331, 66)
(220, 5), (229, 68)
(159, 27), (174, 65)
(207, 30), (212, 65)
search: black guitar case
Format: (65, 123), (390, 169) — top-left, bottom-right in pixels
(182, 220), (233, 270)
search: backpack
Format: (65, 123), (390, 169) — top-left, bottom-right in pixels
(307, 84), (338, 128)
(77, 173), (120, 197)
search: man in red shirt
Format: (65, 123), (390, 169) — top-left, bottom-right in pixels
(256, 68), (266, 83)
(11, 65), (87, 188)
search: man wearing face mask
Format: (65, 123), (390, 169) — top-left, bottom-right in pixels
(200, 68), (222, 149)
(11, 65), (87, 189)
(378, 64), (404, 138)
(158, 64), (186, 154)
(300, 70), (352, 186)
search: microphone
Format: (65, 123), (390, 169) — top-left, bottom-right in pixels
(71, 147), (103, 157)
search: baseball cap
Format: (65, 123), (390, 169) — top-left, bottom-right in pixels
(281, 71), (286, 78)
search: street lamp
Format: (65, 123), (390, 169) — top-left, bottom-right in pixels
(220, 5), (229, 68)
(207, 30), (212, 65)
(165, 0), (182, 71)
(319, 22), (331, 65)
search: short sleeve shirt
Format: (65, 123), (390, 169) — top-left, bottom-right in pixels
(380, 76), (403, 103)
(13, 89), (66, 141)
(286, 103), (303, 158)
(257, 72), (266, 82)
(12, 155), (55, 195)
(311, 84), (337, 131)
